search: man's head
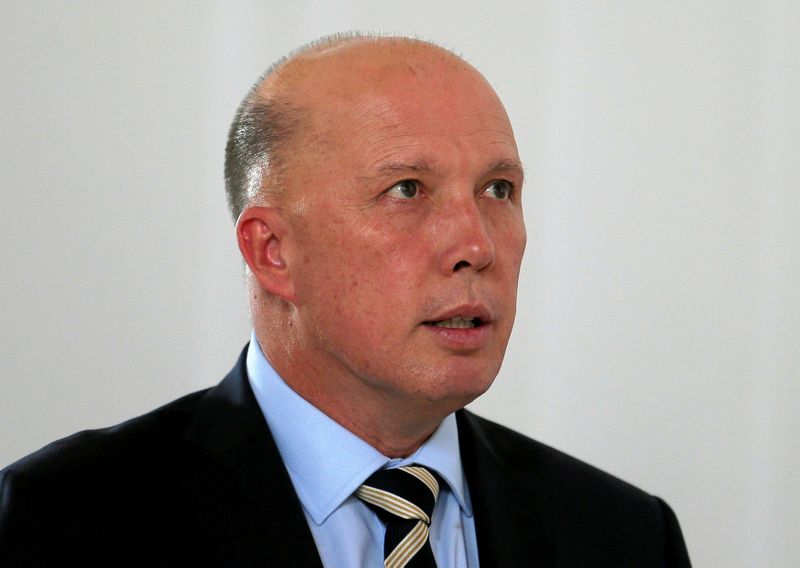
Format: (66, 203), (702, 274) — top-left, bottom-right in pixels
(229, 34), (526, 454)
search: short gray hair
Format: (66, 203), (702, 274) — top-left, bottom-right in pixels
(224, 88), (298, 222)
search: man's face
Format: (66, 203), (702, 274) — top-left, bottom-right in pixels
(279, 45), (526, 415)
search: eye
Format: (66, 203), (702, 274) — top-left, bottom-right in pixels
(484, 179), (514, 200)
(385, 180), (420, 199)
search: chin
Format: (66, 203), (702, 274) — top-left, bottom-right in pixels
(424, 365), (498, 409)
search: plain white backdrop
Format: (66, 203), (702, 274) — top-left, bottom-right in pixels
(1, 2), (797, 566)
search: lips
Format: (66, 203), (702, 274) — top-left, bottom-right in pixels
(428, 316), (481, 329)
(423, 305), (492, 329)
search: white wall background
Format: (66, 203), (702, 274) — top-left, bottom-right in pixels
(1, 1), (797, 566)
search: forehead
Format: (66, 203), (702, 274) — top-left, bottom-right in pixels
(285, 42), (519, 173)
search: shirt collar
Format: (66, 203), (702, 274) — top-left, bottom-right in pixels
(245, 333), (472, 525)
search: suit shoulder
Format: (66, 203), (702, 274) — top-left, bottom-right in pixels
(459, 410), (657, 506)
(0, 387), (226, 564)
(459, 410), (692, 565)
(2, 387), (211, 480)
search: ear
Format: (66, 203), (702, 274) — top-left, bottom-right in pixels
(236, 206), (297, 304)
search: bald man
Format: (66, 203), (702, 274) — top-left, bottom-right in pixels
(0, 34), (691, 567)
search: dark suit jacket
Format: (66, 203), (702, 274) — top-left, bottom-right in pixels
(0, 348), (690, 566)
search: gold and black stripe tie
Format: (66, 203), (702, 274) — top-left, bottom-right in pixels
(356, 465), (442, 568)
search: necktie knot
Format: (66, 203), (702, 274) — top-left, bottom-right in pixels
(357, 465), (440, 524)
(356, 465), (442, 568)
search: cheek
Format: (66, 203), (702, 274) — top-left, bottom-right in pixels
(299, 233), (414, 326)
(293, 202), (436, 327)
(494, 214), (527, 268)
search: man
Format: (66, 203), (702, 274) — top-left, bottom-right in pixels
(0, 34), (691, 566)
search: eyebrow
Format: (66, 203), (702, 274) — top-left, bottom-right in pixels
(487, 158), (525, 180)
(372, 160), (435, 176)
(360, 158), (524, 182)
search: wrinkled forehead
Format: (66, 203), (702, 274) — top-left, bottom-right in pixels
(283, 40), (516, 146)
(292, 43), (516, 164)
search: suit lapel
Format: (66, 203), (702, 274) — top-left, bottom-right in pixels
(178, 348), (324, 567)
(457, 410), (555, 568)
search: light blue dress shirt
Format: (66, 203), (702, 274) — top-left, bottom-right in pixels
(246, 334), (480, 568)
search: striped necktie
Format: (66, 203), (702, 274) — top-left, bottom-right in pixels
(356, 465), (441, 568)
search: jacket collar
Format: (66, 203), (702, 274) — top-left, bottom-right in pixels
(178, 345), (324, 567)
(457, 409), (555, 567)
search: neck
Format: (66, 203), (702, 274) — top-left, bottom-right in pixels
(253, 330), (453, 459)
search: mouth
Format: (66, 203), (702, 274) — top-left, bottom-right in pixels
(423, 316), (486, 329)
(421, 305), (494, 349)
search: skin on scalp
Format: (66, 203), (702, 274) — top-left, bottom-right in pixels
(237, 37), (526, 457)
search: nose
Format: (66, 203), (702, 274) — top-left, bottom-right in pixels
(438, 197), (496, 275)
